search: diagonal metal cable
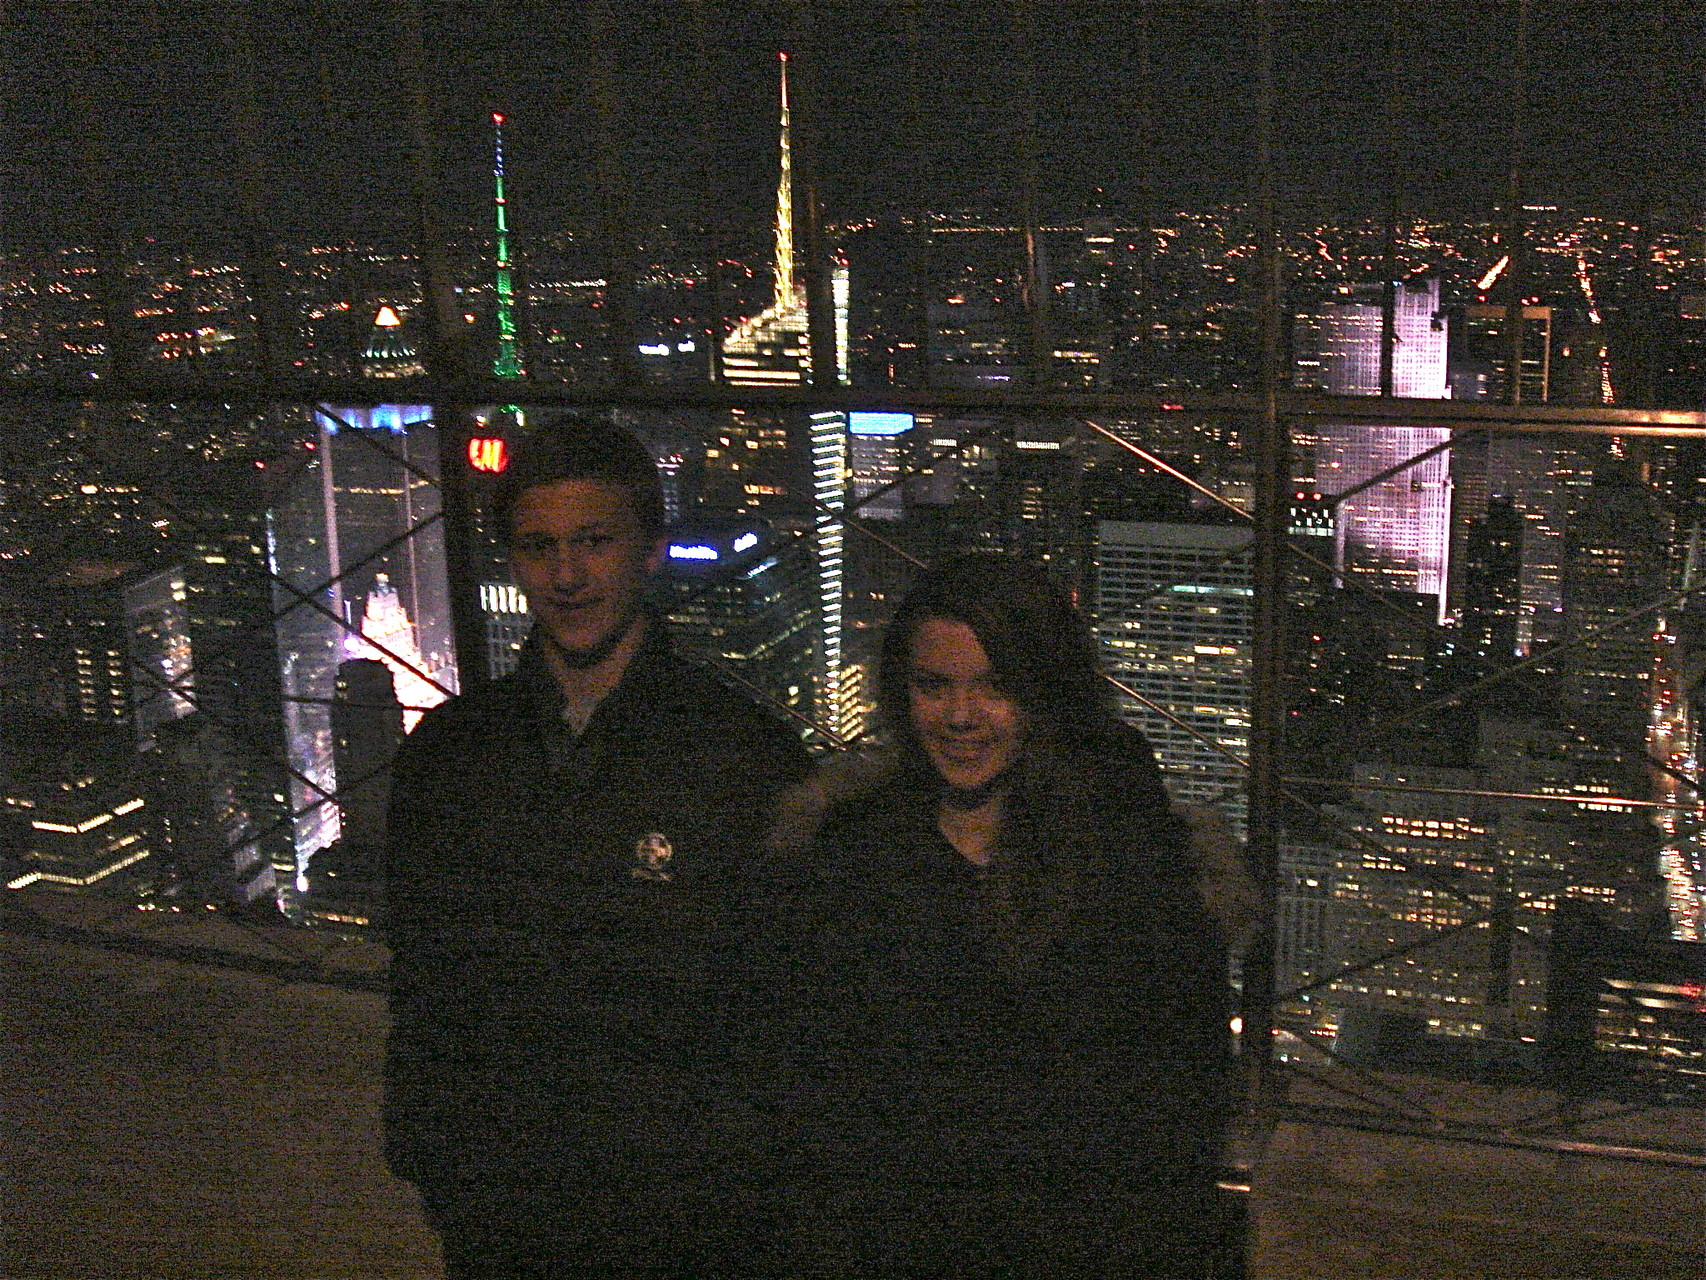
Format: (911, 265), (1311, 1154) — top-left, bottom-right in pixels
(59, 429), (458, 702)
(105, 500), (452, 725)
(1271, 1096), (1705, 1168)
(1081, 417), (1443, 638)
(808, 488), (927, 569)
(1108, 541), (1256, 612)
(1100, 671), (1252, 773)
(694, 643), (851, 749)
(1276, 881), (1572, 1006)
(122, 627), (340, 815)
(833, 415), (1009, 524)
(310, 403), (445, 489)
(1274, 1053), (1443, 1126)
(1274, 781), (1495, 916)
(1319, 426), (1480, 509)
(1101, 648), (1510, 919)
(98, 636), (390, 956)
(1500, 1098), (1670, 1136)
(266, 509), (446, 633)
(1378, 583), (1703, 736)
(1281, 774), (1682, 812)
(1085, 418), (1252, 521)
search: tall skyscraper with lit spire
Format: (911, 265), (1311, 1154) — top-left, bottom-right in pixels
(490, 111), (523, 381)
(720, 54), (812, 390)
(714, 53), (857, 743)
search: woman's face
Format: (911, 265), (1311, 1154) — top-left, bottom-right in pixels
(907, 616), (1027, 791)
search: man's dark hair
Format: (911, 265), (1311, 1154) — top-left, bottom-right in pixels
(491, 415), (665, 539)
(877, 553), (1119, 760)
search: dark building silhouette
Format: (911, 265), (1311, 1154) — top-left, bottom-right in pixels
(1459, 496), (1526, 662)
(330, 658), (404, 853)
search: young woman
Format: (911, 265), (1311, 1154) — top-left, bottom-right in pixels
(762, 554), (1236, 1278)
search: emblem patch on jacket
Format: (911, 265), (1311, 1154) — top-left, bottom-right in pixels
(631, 832), (674, 882)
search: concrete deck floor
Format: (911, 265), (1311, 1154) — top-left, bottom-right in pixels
(5, 899), (1700, 1279)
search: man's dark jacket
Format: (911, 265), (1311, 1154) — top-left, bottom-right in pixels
(382, 628), (811, 1210)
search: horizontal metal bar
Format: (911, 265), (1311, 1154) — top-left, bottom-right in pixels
(6, 376), (1703, 434)
(0, 904), (388, 994)
(1272, 1098), (1706, 1170)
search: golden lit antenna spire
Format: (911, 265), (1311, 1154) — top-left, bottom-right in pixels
(773, 51), (797, 311)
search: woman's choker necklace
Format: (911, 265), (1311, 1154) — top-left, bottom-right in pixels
(939, 775), (1010, 810)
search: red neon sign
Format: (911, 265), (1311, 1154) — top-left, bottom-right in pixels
(468, 437), (509, 473)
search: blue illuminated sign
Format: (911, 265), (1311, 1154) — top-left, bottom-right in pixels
(668, 544), (719, 561)
(315, 404), (432, 435)
(732, 532), (759, 553)
(848, 411), (914, 437)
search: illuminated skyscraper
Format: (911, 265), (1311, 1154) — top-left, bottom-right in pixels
(480, 581), (532, 680)
(269, 406), (457, 870)
(847, 411), (914, 521)
(720, 55), (817, 393)
(1094, 519), (1253, 826)
(1297, 278), (1452, 616)
(490, 111), (523, 381)
(1449, 304), (1553, 404)
(360, 306), (426, 378)
(659, 518), (816, 727)
(718, 54), (855, 740)
(124, 567), (194, 740)
(1558, 469), (1668, 738)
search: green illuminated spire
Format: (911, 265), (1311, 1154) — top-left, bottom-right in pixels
(491, 111), (523, 380)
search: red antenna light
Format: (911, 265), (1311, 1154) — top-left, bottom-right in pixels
(492, 111), (505, 124)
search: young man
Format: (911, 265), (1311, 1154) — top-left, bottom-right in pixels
(382, 417), (811, 1278)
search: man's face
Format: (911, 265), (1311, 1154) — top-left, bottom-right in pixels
(508, 479), (663, 668)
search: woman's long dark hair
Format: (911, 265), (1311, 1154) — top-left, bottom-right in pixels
(876, 553), (1124, 767)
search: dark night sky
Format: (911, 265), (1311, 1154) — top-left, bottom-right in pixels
(3, 1), (1701, 249)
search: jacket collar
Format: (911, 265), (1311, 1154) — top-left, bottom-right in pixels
(511, 613), (690, 725)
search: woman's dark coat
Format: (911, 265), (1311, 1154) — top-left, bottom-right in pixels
(753, 733), (1236, 1278)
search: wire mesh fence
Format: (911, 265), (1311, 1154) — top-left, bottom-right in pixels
(2, 0), (1702, 1227)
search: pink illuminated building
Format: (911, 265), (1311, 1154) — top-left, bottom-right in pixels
(1296, 277), (1452, 615)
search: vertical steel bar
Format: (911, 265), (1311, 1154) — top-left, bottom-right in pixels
(1502, 0), (1531, 405)
(585, 0), (641, 388)
(787, 6), (839, 388)
(1378, 0), (1399, 398)
(1012, 0), (1049, 387)
(1243, 0), (1288, 1120)
(900, 0), (931, 388)
(395, 0), (489, 685)
(685, 0), (726, 385)
(217, 0), (287, 381)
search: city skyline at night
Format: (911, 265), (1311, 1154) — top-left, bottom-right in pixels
(3, 10), (1703, 1273)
